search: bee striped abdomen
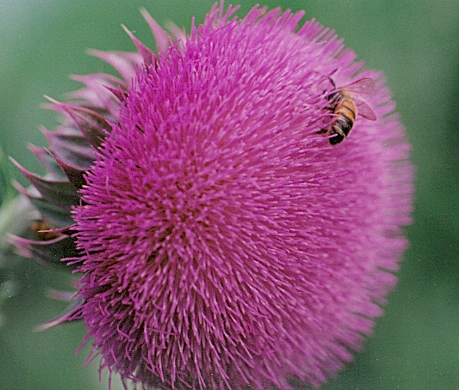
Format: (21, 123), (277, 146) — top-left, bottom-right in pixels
(327, 94), (357, 145)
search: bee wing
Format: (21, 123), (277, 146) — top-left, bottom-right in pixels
(353, 98), (377, 121)
(342, 78), (376, 100)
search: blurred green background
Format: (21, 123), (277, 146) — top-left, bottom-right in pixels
(1, 0), (458, 389)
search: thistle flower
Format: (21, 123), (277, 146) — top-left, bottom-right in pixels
(11, 3), (413, 390)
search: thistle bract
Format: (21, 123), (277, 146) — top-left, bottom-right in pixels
(13, 3), (413, 389)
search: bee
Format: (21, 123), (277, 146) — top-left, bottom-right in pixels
(319, 78), (377, 145)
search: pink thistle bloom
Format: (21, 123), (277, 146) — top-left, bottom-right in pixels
(11, 2), (413, 389)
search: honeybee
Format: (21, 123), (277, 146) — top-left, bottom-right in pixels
(319, 78), (377, 145)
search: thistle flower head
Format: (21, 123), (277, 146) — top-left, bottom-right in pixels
(12, 3), (413, 389)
